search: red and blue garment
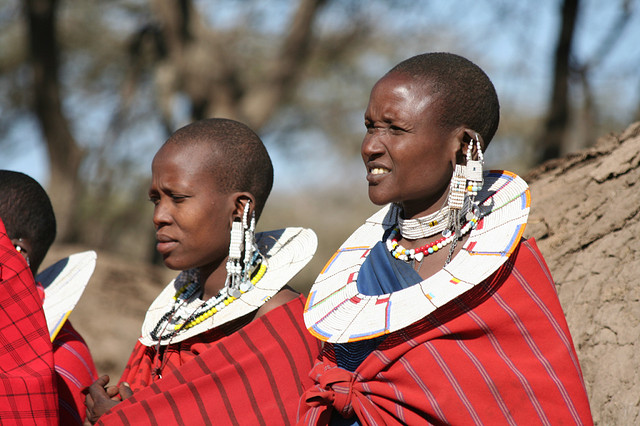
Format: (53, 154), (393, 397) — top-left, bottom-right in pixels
(53, 319), (98, 425)
(97, 295), (321, 425)
(299, 239), (593, 425)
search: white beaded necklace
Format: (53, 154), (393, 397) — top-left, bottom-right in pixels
(387, 213), (479, 263)
(150, 253), (266, 342)
(397, 205), (450, 239)
(397, 197), (471, 240)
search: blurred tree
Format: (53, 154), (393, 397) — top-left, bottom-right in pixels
(538, 0), (579, 163)
(537, 0), (635, 163)
(14, 0), (365, 242)
(1, 0), (638, 252)
(23, 0), (83, 241)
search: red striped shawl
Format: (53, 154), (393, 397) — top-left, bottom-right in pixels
(0, 219), (58, 425)
(299, 239), (593, 425)
(98, 295), (321, 425)
(53, 320), (98, 425)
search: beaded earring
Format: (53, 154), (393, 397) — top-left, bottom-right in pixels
(446, 164), (467, 263)
(239, 200), (257, 295)
(225, 216), (244, 295)
(14, 239), (30, 267)
(448, 164), (467, 211)
(226, 199), (259, 298)
(465, 133), (484, 211)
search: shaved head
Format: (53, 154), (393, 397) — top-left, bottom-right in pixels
(165, 118), (273, 219)
(389, 52), (500, 147)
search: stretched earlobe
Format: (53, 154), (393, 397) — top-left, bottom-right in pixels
(453, 128), (471, 166)
(232, 193), (256, 222)
(457, 129), (484, 163)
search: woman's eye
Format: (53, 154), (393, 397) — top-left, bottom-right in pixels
(389, 125), (405, 134)
(364, 121), (374, 133)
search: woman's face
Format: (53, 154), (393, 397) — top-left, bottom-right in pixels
(361, 71), (460, 219)
(149, 142), (235, 276)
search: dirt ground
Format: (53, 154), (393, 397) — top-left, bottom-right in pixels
(46, 122), (640, 425)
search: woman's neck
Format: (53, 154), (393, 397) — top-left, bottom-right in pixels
(400, 187), (450, 220)
(198, 259), (228, 300)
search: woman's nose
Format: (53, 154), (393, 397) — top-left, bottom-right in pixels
(152, 201), (171, 228)
(361, 131), (385, 161)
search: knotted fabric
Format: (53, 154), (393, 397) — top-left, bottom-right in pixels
(302, 363), (386, 425)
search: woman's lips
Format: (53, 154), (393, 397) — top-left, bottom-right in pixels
(156, 235), (177, 254)
(366, 166), (391, 183)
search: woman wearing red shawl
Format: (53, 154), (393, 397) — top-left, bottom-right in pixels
(87, 118), (320, 425)
(300, 53), (593, 425)
(0, 170), (98, 425)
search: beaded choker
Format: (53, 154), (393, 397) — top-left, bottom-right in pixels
(397, 205), (449, 239)
(397, 195), (473, 240)
(150, 254), (267, 343)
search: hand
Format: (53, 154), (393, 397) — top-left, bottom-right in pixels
(85, 375), (133, 424)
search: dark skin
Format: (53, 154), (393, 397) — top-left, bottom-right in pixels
(85, 141), (297, 423)
(362, 71), (481, 280)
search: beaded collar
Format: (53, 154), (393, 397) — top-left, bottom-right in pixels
(140, 227), (317, 346)
(36, 250), (97, 341)
(304, 171), (530, 344)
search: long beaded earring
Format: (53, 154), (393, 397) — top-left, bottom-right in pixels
(448, 163), (467, 212)
(446, 164), (466, 262)
(225, 215), (244, 295)
(465, 133), (484, 212)
(239, 200), (257, 294)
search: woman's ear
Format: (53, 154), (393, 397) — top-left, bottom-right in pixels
(231, 192), (257, 222)
(452, 128), (471, 166)
(454, 128), (481, 165)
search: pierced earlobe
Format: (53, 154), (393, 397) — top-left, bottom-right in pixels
(13, 239), (31, 267)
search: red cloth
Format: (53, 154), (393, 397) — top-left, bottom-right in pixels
(0, 218), (58, 425)
(298, 239), (593, 425)
(53, 319), (98, 425)
(98, 295), (321, 425)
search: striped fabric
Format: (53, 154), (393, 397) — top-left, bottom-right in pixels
(299, 239), (593, 425)
(0, 219), (58, 425)
(53, 320), (98, 425)
(97, 295), (321, 425)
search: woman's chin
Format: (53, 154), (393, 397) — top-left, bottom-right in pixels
(162, 256), (187, 271)
(367, 189), (392, 206)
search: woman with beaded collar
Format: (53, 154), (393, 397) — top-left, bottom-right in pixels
(86, 118), (320, 425)
(299, 53), (593, 425)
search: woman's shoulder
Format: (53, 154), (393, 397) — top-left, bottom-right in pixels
(255, 286), (301, 319)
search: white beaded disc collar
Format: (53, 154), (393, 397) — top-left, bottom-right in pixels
(140, 227), (317, 346)
(303, 170), (530, 344)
